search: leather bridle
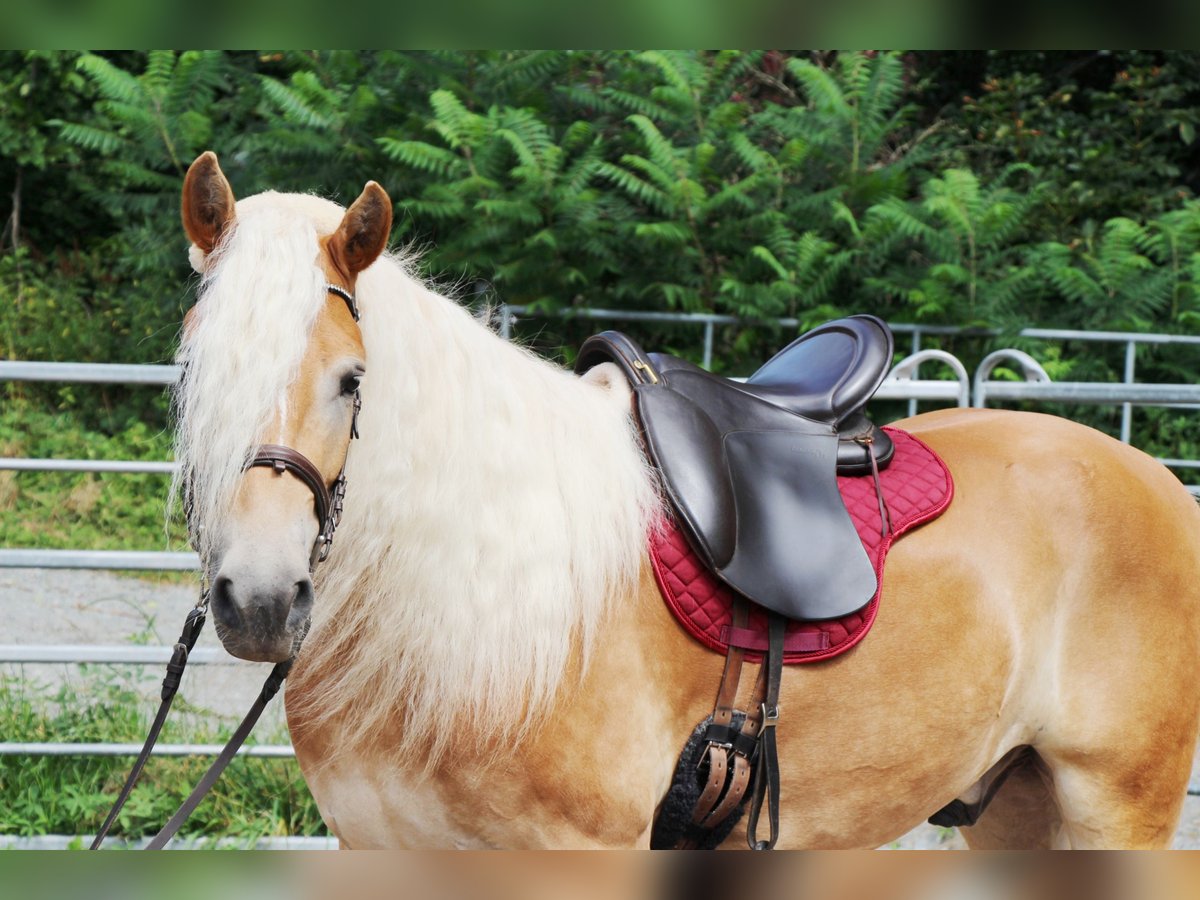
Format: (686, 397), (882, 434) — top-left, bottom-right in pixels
(247, 282), (361, 571)
(91, 282), (362, 850)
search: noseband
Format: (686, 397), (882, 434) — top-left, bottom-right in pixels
(246, 282), (361, 570)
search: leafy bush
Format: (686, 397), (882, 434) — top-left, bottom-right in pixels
(3, 49), (1200, 452)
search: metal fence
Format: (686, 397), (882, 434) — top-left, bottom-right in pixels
(3, 310), (1200, 801)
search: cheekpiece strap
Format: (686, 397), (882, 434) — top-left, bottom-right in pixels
(326, 283), (359, 322)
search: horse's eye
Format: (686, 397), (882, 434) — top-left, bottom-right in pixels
(340, 373), (362, 397)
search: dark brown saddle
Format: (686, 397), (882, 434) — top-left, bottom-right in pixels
(575, 315), (895, 622)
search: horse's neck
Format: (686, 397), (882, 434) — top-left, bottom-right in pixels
(301, 268), (656, 761)
(361, 281), (610, 521)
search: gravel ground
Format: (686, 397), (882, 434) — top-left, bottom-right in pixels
(0, 567), (287, 735)
(3, 567), (1199, 849)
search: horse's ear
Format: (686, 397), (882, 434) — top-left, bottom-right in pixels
(330, 181), (392, 277)
(182, 151), (236, 254)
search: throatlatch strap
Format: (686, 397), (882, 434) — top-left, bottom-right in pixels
(746, 612), (784, 850)
(90, 604), (207, 850)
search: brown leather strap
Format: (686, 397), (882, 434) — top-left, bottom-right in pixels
(747, 613), (785, 850)
(859, 434), (892, 538)
(145, 657), (293, 849)
(702, 634), (770, 828)
(689, 600), (750, 828)
(89, 602), (208, 849)
(249, 444), (332, 529)
(248, 444), (349, 569)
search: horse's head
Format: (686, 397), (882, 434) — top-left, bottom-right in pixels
(177, 152), (391, 662)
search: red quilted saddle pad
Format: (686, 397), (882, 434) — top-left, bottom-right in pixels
(648, 427), (953, 664)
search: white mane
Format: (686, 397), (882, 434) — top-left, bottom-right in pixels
(174, 191), (660, 762)
(172, 193), (330, 560)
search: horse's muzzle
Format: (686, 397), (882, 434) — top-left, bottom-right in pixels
(210, 572), (313, 662)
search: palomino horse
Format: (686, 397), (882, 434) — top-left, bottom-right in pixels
(175, 151), (1200, 849)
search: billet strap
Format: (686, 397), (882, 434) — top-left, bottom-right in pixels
(700, 650), (769, 831)
(746, 613), (785, 850)
(90, 600), (208, 850)
(146, 657), (293, 849)
(680, 597), (781, 848)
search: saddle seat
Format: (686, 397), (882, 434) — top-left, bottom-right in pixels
(743, 315), (895, 424)
(576, 315), (896, 622)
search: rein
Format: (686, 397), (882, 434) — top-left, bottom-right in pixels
(90, 283), (360, 850)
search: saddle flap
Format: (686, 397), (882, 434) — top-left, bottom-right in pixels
(638, 387), (738, 568)
(720, 429), (879, 620)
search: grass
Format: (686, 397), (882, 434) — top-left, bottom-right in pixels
(0, 402), (193, 583)
(0, 670), (327, 842)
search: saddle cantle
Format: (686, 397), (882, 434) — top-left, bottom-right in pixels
(575, 315), (895, 621)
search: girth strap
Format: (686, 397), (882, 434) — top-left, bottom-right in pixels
(677, 598), (784, 850)
(690, 600), (751, 832)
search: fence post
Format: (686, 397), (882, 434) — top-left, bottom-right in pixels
(908, 329), (922, 418)
(1121, 340), (1135, 444)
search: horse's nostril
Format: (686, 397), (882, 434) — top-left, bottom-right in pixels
(286, 579), (314, 632)
(210, 575), (242, 630)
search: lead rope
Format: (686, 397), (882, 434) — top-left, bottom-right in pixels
(91, 283), (358, 850)
(88, 595), (209, 849)
(145, 629), (304, 849)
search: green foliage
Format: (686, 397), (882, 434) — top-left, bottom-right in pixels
(944, 51), (1200, 236)
(858, 164), (1048, 326)
(0, 405), (183, 552)
(51, 51), (233, 278)
(1026, 204), (1200, 331)
(0, 251), (180, 430)
(0, 672), (324, 840)
(3, 49), (1200, 435)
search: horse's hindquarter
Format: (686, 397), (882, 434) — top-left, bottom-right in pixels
(883, 408), (1200, 845)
